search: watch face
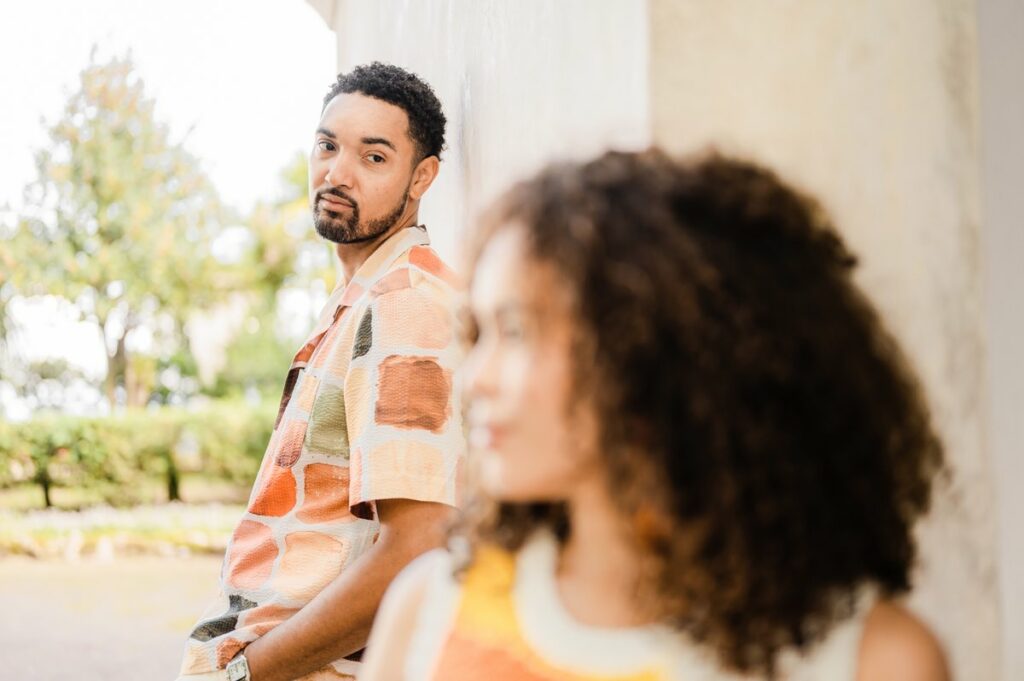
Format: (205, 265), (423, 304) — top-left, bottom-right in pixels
(226, 656), (249, 681)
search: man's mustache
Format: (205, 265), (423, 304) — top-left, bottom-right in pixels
(316, 188), (358, 210)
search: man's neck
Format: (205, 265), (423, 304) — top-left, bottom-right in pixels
(334, 213), (419, 284)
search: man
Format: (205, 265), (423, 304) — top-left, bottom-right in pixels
(178, 62), (464, 681)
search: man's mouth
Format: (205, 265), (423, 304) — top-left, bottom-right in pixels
(319, 194), (354, 209)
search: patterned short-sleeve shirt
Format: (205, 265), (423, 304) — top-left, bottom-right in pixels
(180, 225), (465, 678)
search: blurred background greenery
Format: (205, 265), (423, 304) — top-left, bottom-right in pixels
(0, 52), (334, 546)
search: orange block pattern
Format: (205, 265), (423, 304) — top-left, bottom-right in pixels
(298, 463), (353, 523)
(180, 226), (465, 676)
(225, 520), (276, 590)
(375, 356), (452, 432)
(248, 464), (296, 517)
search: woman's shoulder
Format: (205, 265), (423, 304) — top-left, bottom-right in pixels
(388, 539), (521, 610)
(784, 593), (948, 681)
(855, 601), (949, 681)
(388, 547), (453, 595)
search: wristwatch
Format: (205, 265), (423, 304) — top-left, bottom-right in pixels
(226, 653), (251, 681)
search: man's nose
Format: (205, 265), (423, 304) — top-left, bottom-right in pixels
(325, 151), (355, 189)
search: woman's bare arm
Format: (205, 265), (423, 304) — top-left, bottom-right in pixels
(857, 601), (950, 681)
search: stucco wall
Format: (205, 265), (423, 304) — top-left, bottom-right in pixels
(308, 1), (1007, 678)
(647, 2), (999, 675)
(649, 2), (999, 679)
(978, 0), (1024, 676)
(320, 0), (650, 265)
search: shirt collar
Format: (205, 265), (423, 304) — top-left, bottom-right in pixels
(344, 224), (431, 294)
(283, 225), (432, 409)
(311, 225), (431, 332)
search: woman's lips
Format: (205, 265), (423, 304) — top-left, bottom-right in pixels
(469, 423), (506, 450)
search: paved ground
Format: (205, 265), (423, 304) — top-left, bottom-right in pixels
(0, 555), (223, 680)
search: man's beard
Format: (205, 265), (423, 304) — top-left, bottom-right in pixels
(312, 187), (409, 244)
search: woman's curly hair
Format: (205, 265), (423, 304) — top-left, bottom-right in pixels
(456, 149), (945, 676)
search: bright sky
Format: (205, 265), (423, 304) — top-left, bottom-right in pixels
(0, 0), (337, 417)
(0, 0), (336, 213)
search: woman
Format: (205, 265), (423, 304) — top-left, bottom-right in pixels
(360, 150), (949, 680)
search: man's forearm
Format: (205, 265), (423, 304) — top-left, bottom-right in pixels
(242, 500), (451, 681)
(242, 540), (396, 680)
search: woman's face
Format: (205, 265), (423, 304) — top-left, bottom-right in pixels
(462, 226), (599, 502)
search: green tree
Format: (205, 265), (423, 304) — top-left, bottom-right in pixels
(243, 151), (335, 305)
(209, 152), (336, 400)
(0, 211), (22, 415)
(5, 51), (226, 408)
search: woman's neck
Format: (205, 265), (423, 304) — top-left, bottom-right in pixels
(555, 476), (653, 628)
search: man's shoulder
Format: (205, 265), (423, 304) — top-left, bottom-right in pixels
(367, 245), (461, 303)
(406, 245), (461, 291)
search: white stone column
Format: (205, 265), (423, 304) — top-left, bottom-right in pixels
(315, 0), (650, 266)
(978, 0), (1024, 677)
(648, 3), (999, 678)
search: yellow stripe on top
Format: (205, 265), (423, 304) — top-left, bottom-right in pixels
(429, 543), (668, 681)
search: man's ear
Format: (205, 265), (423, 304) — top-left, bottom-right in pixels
(408, 155), (440, 201)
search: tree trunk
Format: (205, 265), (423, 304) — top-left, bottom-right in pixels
(104, 369), (117, 407)
(166, 455), (181, 502)
(104, 328), (128, 408)
(40, 475), (52, 509)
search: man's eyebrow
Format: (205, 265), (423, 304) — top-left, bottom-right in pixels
(316, 127), (336, 139)
(361, 136), (397, 152)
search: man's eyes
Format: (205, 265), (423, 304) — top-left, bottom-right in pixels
(313, 142), (386, 163)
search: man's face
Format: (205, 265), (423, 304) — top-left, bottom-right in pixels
(309, 92), (418, 244)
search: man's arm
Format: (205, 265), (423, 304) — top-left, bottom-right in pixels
(241, 498), (453, 681)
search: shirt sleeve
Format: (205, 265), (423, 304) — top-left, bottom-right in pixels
(344, 277), (464, 520)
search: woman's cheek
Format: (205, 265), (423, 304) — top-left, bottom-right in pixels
(499, 347), (535, 409)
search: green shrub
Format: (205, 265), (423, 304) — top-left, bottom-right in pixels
(0, 400), (275, 508)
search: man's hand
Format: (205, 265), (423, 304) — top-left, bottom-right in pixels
(241, 498), (453, 681)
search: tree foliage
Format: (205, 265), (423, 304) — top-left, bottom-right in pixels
(208, 152), (337, 399)
(5, 52), (226, 407)
(0, 401), (274, 507)
(1, 52), (339, 416)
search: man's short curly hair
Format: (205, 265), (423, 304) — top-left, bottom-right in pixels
(457, 149), (946, 676)
(323, 61), (446, 162)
